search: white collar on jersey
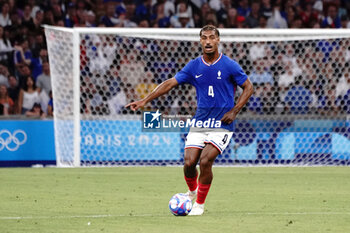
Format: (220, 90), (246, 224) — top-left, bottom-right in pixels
(201, 53), (223, 66)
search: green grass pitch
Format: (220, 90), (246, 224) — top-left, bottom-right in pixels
(1, 167), (350, 233)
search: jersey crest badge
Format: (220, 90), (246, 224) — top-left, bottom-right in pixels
(217, 70), (222, 79)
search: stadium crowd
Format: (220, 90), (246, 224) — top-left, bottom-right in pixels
(0, 0), (350, 117)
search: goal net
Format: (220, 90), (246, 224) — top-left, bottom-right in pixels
(44, 26), (350, 167)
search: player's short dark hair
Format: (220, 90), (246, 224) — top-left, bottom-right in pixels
(200, 25), (220, 37)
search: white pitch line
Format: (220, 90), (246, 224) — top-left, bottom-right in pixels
(246, 212), (350, 215)
(1, 212), (350, 220)
(0, 214), (159, 220)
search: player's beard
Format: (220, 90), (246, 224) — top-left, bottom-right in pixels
(204, 50), (214, 55)
(204, 50), (216, 58)
(203, 45), (217, 57)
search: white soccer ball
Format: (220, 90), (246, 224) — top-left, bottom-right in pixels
(169, 193), (192, 216)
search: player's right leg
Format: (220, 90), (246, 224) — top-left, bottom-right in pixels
(183, 131), (206, 201)
(189, 143), (220, 216)
(183, 148), (202, 201)
(189, 130), (233, 216)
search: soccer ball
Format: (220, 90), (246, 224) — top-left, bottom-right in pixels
(169, 193), (192, 216)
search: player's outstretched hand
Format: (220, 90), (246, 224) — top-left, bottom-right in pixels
(220, 110), (238, 124)
(125, 100), (146, 111)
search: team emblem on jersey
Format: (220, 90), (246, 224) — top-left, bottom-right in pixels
(217, 70), (221, 79)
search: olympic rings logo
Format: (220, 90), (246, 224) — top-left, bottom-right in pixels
(0, 130), (27, 152)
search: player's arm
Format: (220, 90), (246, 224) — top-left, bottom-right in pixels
(125, 77), (179, 111)
(221, 79), (254, 124)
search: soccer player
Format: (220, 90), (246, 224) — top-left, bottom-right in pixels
(126, 25), (253, 215)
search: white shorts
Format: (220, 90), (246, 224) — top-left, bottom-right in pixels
(184, 129), (233, 154)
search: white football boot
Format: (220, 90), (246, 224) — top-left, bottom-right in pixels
(188, 202), (204, 216)
(185, 188), (197, 201)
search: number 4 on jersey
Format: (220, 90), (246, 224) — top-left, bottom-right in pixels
(208, 85), (214, 97)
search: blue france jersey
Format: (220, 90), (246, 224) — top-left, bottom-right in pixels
(175, 53), (248, 131)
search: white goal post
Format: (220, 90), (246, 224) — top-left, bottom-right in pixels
(44, 26), (350, 167)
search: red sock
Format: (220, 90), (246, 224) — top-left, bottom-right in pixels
(184, 173), (198, 192)
(196, 182), (211, 204)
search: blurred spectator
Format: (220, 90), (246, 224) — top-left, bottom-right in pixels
(135, 71), (157, 99)
(14, 39), (32, 70)
(25, 102), (46, 119)
(135, 0), (153, 24)
(18, 76), (40, 114)
(28, 0), (40, 19)
(43, 9), (55, 26)
(84, 10), (96, 27)
(318, 84), (341, 114)
(299, 2), (318, 28)
(258, 14), (268, 28)
(10, 11), (21, 30)
(16, 64), (31, 88)
(341, 15), (349, 28)
(341, 89), (350, 114)
(196, 3), (211, 27)
(31, 33), (46, 57)
(281, 44), (302, 75)
(290, 17), (303, 28)
(22, 4), (33, 27)
(260, 0), (273, 18)
(64, 3), (79, 27)
(51, 3), (63, 22)
(107, 85), (127, 115)
(245, 0), (260, 28)
(214, 0), (232, 26)
(225, 8), (238, 28)
(204, 9), (218, 26)
(267, 1), (288, 28)
(278, 61), (297, 88)
(249, 58), (274, 85)
(209, 0), (220, 11)
(171, 2), (194, 28)
(36, 60), (51, 96)
(100, 1), (120, 27)
(0, 2), (12, 27)
(76, 0), (88, 24)
(25, 9), (44, 31)
(119, 52), (145, 86)
(7, 75), (19, 113)
(115, 1), (137, 27)
(237, 0), (251, 17)
(0, 26), (13, 63)
(260, 82), (275, 113)
(247, 84), (263, 114)
(172, 12), (194, 28)
(0, 83), (14, 115)
(152, 1), (170, 27)
(138, 19), (149, 27)
(284, 76), (313, 114)
(321, 4), (341, 28)
(249, 42), (266, 61)
(47, 91), (53, 117)
(31, 48), (48, 80)
(336, 66), (350, 98)
(0, 64), (9, 86)
(286, 6), (296, 27)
